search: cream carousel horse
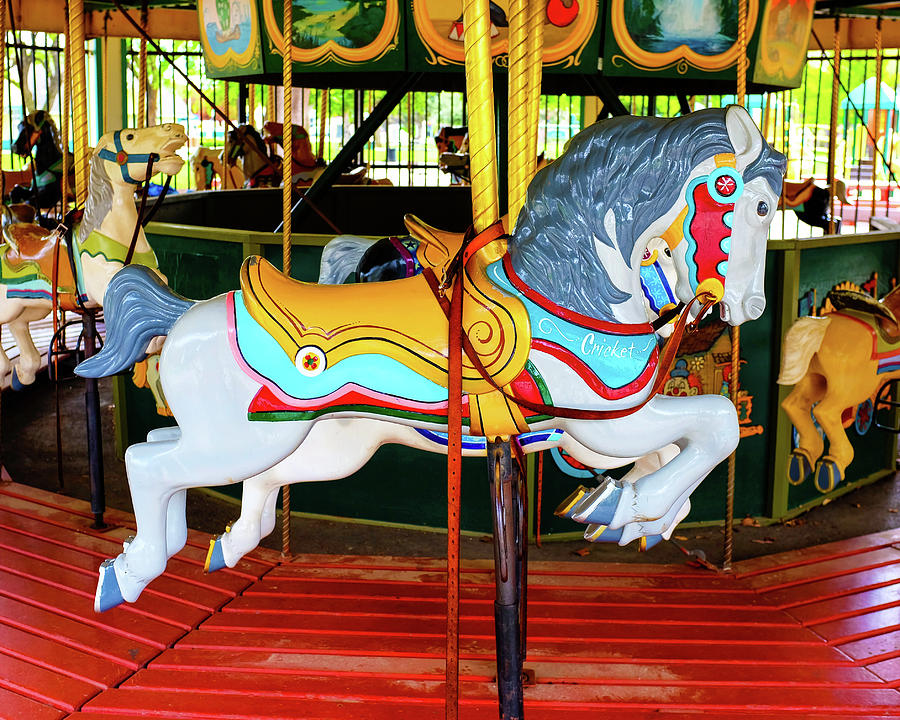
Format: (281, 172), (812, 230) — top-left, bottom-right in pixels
(0, 123), (186, 386)
(191, 146), (243, 190)
(78, 107), (784, 611)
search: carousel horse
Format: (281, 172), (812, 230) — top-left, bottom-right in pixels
(780, 178), (849, 233)
(779, 285), (900, 492)
(434, 126), (469, 183)
(0, 124), (186, 387)
(191, 146), (244, 190)
(77, 106), (784, 611)
(224, 124), (281, 188)
(9, 110), (75, 212)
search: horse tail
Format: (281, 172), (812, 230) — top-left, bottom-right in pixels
(75, 265), (194, 378)
(776, 315), (832, 385)
(318, 235), (376, 284)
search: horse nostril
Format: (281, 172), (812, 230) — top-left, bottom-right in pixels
(744, 295), (766, 320)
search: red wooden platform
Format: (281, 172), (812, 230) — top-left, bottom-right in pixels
(1, 479), (899, 719)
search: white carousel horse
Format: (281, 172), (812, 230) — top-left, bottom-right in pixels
(0, 124), (186, 386)
(77, 106), (784, 611)
(191, 146), (244, 190)
(205, 233), (687, 560)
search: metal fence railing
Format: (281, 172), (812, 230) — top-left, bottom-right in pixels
(2, 32), (898, 240)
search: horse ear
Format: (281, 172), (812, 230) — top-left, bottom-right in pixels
(725, 105), (763, 169)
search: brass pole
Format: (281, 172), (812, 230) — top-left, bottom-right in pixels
(462, 0), (499, 232)
(280, 0), (293, 556)
(68, 0), (89, 207)
(828, 17), (841, 235)
(507, 0), (529, 226)
(724, 0), (749, 573)
(872, 17), (883, 220)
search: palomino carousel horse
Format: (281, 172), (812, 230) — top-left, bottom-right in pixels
(191, 146), (244, 190)
(779, 285), (900, 492)
(9, 110), (74, 212)
(0, 124), (186, 387)
(77, 106), (784, 611)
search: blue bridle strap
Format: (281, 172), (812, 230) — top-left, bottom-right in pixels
(96, 130), (158, 184)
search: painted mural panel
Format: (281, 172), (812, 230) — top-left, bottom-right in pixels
(604, 0), (760, 79)
(409, 0), (599, 71)
(198, 0), (265, 75)
(261, 0), (402, 68)
(752, 0), (814, 88)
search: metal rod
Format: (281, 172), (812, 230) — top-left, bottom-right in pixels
(486, 439), (524, 720)
(82, 312), (105, 528)
(275, 74), (421, 233)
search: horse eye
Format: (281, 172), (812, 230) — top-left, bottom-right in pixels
(757, 200), (769, 217)
(126, 133), (134, 141)
(664, 247), (671, 257)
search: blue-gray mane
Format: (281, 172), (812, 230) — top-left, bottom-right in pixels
(509, 108), (776, 322)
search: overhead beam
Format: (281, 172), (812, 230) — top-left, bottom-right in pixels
(11, 0), (199, 40)
(811, 16), (900, 49)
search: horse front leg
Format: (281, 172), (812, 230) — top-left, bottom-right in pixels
(781, 372), (826, 485)
(8, 307), (48, 386)
(564, 393), (739, 535)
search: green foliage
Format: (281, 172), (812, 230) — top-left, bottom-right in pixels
(623, 0), (660, 39)
(339, 4), (386, 49)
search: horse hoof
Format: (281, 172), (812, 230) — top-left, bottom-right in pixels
(122, 535), (135, 552)
(204, 535), (227, 573)
(583, 524), (623, 543)
(554, 485), (591, 519)
(638, 535), (663, 551)
(571, 477), (622, 526)
(94, 559), (124, 613)
(814, 457), (843, 494)
(10, 367), (25, 391)
(788, 450), (813, 485)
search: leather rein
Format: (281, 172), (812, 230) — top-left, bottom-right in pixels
(425, 222), (717, 425)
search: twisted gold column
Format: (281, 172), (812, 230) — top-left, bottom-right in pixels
(68, 0), (89, 208)
(462, 0), (498, 233)
(138, 3), (148, 128)
(525, 0), (544, 186)
(506, 0), (529, 226)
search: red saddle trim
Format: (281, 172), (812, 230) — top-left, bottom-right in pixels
(501, 253), (654, 335)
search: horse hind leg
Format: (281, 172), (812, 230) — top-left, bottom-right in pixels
(211, 418), (386, 571)
(781, 372), (826, 485)
(811, 394), (855, 493)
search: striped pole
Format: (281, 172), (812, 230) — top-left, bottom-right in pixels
(67, 0), (89, 208)
(507, 0), (529, 226)
(724, 0), (749, 573)
(280, 0), (293, 556)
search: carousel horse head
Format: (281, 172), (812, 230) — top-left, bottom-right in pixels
(510, 105), (786, 328)
(92, 123), (186, 187)
(262, 121), (318, 169)
(226, 124), (279, 186)
(13, 110), (62, 166)
(10, 110), (67, 210)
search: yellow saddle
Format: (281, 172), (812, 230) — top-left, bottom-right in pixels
(239, 226), (533, 436)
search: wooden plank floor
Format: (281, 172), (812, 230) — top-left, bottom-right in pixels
(0, 480), (898, 718)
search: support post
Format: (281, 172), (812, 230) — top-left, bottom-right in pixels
(486, 439), (524, 720)
(82, 312), (105, 528)
(279, 74), (422, 232)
